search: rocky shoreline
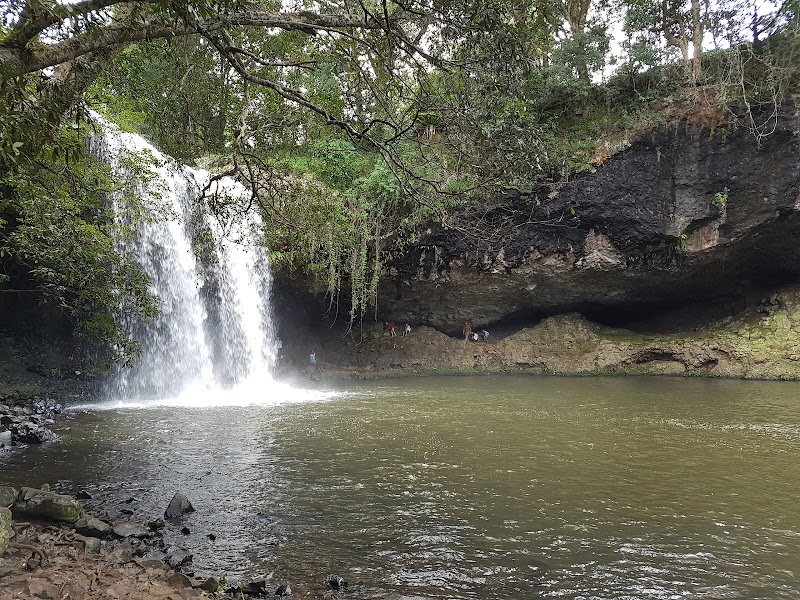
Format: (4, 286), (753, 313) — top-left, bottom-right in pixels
(0, 485), (348, 600)
(276, 286), (800, 382)
(0, 395), (64, 450)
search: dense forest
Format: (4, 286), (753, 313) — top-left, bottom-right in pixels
(1, 0), (799, 363)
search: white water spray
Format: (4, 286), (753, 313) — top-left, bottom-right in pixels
(89, 115), (325, 409)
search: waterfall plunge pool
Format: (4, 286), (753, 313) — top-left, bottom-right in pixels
(2, 375), (799, 599)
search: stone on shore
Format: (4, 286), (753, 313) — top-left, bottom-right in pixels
(165, 546), (193, 568)
(14, 486), (81, 523)
(74, 515), (112, 538)
(0, 485), (18, 509)
(73, 533), (102, 554)
(112, 521), (148, 539)
(198, 576), (220, 592)
(135, 558), (168, 570)
(167, 571), (194, 588)
(325, 574), (348, 591)
(0, 507), (12, 554)
(164, 493), (195, 518)
(27, 580), (60, 600)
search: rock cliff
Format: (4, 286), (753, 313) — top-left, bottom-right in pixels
(273, 110), (800, 378)
(378, 113), (800, 332)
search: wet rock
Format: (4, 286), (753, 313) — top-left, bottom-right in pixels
(324, 574), (348, 591)
(14, 486), (81, 523)
(0, 485), (18, 508)
(164, 493), (195, 518)
(0, 507), (12, 554)
(75, 490), (92, 500)
(107, 547), (134, 564)
(236, 578), (269, 596)
(75, 515), (113, 538)
(73, 534), (101, 554)
(62, 586), (86, 600)
(167, 572), (194, 588)
(27, 579), (60, 599)
(275, 583), (292, 597)
(135, 558), (168, 570)
(180, 527), (190, 535)
(10, 421), (59, 444)
(165, 546), (193, 568)
(112, 521), (148, 538)
(206, 533), (216, 541)
(147, 517), (166, 531)
(198, 576), (220, 592)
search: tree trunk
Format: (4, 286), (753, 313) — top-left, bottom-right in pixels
(564, 0), (592, 84)
(690, 0), (703, 83)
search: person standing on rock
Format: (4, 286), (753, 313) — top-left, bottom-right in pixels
(482, 330), (490, 342)
(403, 324), (411, 337)
(463, 323), (472, 343)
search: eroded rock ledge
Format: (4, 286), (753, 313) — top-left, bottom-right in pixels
(375, 115), (800, 332)
(297, 286), (800, 380)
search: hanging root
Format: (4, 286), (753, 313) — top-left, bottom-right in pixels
(7, 542), (48, 568)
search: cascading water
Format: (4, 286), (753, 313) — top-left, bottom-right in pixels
(90, 115), (292, 407)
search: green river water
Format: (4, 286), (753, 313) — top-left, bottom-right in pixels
(1, 375), (799, 599)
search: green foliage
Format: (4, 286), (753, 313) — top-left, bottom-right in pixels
(0, 123), (161, 366)
(712, 187), (729, 207)
(678, 233), (689, 252)
(90, 39), (232, 160)
(262, 137), (442, 327)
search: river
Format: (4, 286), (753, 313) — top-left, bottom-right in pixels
(1, 375), (799, 599)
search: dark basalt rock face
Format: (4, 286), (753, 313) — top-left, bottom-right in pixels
(370, 116), (800, 332)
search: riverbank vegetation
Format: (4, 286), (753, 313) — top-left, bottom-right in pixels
(1, 0), (799, 354)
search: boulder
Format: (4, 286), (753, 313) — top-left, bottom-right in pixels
(324, 574), (348, 591)
(165, 546), (193, 568)
(107, 547), (134, 564)
(27, 580), (60, 600)
(10, 422), (58, 444)
(167, 572), (194, 588)
(164, 493), (194, 518)
(0, 485), (18, 509)
(73, 534), (101, 554)
(112, 522), (148, 538)
(198, 576), (220, 592)
(74, 515), (112, 538)
(14, 486), (81, 523)
(237, 578), (268, 596)
(0, 507), (12, 554)
(134, 558), (168, 570)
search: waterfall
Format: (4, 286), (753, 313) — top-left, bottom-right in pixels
(91, 115), (279, 403)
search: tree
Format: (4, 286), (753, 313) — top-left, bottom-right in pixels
(0, 0), (566, 337)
